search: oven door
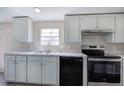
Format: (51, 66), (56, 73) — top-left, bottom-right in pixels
(88, 61), (106, 82)
(88, 60), (121, 83)
(105, 62), (120, 83)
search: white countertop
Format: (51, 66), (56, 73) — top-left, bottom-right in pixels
(5, 51), (87, 57)
(118, 55), (124, 59)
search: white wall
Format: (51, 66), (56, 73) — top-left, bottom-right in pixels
(0, 23), (31, 72)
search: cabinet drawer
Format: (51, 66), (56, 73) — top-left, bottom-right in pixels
(16, 56), (26, 61)
(42, 56), (58, 62)
(28, 56), (42, 62)
(5, 55), (16, 61)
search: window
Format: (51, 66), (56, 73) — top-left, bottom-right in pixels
(40, 28), (59, 45)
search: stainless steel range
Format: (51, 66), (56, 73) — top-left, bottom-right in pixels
(81, 45), (122, 86)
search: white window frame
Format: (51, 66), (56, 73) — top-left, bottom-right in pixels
(40, 28), (59, 46)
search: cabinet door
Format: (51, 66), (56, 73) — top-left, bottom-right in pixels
(98, 15), (115, 30)
(27, 56), (42, 84)
(41, 56), (59, 85)
(13, 17), (33, 42)
(65, 16), (81, 43)
(5, 56), (16, 81)
(16, 61), (26, 82)
(114, 15), (124, 43)
(5, 60), (16, 81)
(80, 16), (97, 30)
(13, 18), (28, 42)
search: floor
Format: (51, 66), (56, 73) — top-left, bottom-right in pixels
(0, 72), (6, 86)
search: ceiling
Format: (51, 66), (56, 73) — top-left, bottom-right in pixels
(0, 7), (124, 22)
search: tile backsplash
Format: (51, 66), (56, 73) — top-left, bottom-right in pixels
(81, 34), (124, 55)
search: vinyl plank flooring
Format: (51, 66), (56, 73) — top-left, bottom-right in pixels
(0, 72), (7, 86)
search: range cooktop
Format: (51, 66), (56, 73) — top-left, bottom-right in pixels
(82, 49), (121, 59)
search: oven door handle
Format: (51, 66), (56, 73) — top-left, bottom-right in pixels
(88, 58), (121, 62)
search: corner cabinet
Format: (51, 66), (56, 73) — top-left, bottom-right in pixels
(65, 16), (81, 43)
(13, 17), (33, 42)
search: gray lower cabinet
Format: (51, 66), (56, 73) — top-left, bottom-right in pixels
(5, 60), (16, 81)
(41, 56), (59, 85)
(5, 55), (59, 85)
(27, 56), (59, 85)
(16, 61), (26, 82)
(5, 56), (16, 81)
(16, 56), (27, 82)
(27, 56), (42, 84)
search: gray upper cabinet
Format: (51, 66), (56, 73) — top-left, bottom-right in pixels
(97, 15), (115, 30)
(65, 16), (81, 43)
(13, 17), (33, 42)
(65, 15), (115, 43)
(80, 15), (97, 30)
(65, 14), (124, 43)
(80, 15), (115, 30)
(114, 14), (124, 43)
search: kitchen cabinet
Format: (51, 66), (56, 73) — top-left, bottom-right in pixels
(65, 16), (81, 43)
(5, 55), (59, 85)
(27, 56), (59, 85)
(80, 15), (115, 30)
(65, 14), (124, 43)
(97, 15), (115, 30)
(13, 17), (33, 42)
(41, 56), (59, 85)
(114, 15), (124, 43)
(80, 15), (97, 30)
(16, 56), (26, 82)
(27, 56), (42, 84)
(65, 15), (115, 43)
(5, 56), (16, 81)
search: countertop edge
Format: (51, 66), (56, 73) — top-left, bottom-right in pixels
(4, 52), (87, 57)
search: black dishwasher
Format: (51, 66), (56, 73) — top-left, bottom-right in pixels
(60, 56), (83, 86)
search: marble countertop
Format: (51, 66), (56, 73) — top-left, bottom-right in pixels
(5, 51), (87, 57)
